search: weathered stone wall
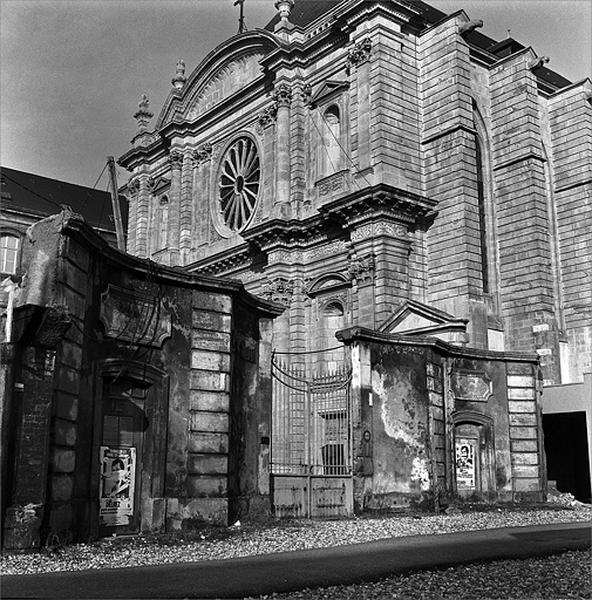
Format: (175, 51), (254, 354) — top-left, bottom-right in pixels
(340, 328), (544, 509)
(2, 213), (280, 549)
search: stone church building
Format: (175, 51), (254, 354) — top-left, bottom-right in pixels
(3, 0), (590, 550)
(118, 0), (590, 515)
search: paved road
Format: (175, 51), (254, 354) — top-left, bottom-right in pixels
(2, 522), (590, 599)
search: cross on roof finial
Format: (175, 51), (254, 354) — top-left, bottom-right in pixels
(234, 0), (247, 34)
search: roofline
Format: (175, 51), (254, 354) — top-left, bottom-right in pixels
(59, 212), (284, 318)
(336, 326), (540, 363)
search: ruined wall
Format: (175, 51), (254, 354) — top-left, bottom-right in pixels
(2, 213), (279, 550)
(342, 329), (544, 510)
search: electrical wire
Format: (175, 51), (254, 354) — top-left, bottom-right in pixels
(92, 162), (108, 190)
(316, 107), (374, 190)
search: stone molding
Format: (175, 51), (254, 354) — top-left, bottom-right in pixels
(316, 170), (349, 197)
(303, 240), (349, 263)
(347, 254), (375, 283)
(350, 221), (407, 242)
(99, 283), (172, 347)
(450, 370), (493, 403)
(261, 277), (294, 306)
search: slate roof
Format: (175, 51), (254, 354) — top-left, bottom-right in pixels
(265, 0), (571, 89)
(0, 166), (128, 234)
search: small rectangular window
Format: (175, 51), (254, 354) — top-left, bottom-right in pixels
(0, 235), (20, 274)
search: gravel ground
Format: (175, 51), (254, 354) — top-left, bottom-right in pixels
(2, 505), (590, 576)
(249, 550), (592, 600)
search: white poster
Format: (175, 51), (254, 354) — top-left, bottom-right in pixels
(99, 446), (136, 526)
(455, 440), (476, 489)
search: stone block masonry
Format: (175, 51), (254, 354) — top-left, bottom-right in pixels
(1, 212), (282, 549)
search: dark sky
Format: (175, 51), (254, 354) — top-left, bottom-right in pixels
(1, 0), (590, 189)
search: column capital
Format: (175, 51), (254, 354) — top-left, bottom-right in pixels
(193, 143), (213, 165)
(169, 149), (184, 170)
(272, 82), (293, 108)
(257, 104), (278, 130)
(128, 177), (141, 194)
(346, 37), (372, 72)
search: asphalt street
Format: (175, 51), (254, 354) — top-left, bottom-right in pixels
(2, 521), (590, 599)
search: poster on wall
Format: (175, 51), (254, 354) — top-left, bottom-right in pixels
(99, 446), (136, 526)
(455, 441), (476, 489)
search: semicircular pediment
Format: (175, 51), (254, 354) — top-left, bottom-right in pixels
(156, 30), (279, 128)
(187, 51), (264, 120)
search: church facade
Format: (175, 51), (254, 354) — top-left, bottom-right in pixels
(119, 0), (591, 511)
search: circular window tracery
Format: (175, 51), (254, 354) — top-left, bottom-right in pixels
(218, 137), (260, 232)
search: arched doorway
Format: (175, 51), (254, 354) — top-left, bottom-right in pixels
(452, 412), (495, 501)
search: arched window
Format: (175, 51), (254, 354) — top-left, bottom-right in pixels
(472, 103), (498, 300)
(0, 234), (20, 274)
(321, 105), (341, 176)
(475, 138), (489, 294)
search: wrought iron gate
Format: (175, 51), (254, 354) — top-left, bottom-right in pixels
(271, 354), (353, 518)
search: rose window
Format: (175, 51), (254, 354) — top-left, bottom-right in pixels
(218, 137), (260, 232)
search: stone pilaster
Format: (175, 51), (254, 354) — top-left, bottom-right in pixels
(180, 150), (194, 263)
(349, 219), (410, 329)
(348, 37), (372, 171)
(126, 177), (140, 254)
(3, 305), (71, 550)
(272, 82), (292, 218)
(193, 143), (213, 249)
(135, 173), (152, 258)
(168, 150), (183, 266)
(290, 83), (307, 214)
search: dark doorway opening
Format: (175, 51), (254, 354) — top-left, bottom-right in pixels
(543, 412), (591, 503)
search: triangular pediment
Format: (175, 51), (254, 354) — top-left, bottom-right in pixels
(150, 176), (170, 194)
(380, 299), (468, 340)
(310, 79), (349, 106)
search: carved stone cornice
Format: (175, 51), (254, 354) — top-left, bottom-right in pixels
(346, 38), (372, 72)
(189, 244), (254, 277)
(272, 82), (293, 108)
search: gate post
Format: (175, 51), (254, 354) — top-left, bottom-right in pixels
(341, 334), (373, 512)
